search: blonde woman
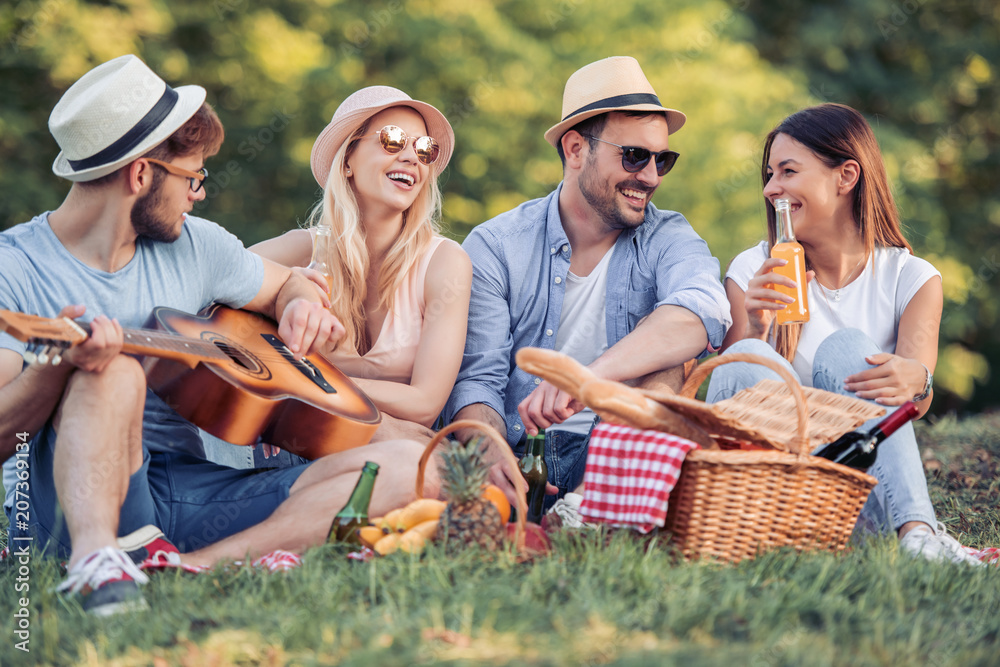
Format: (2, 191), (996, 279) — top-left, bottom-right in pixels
(253, 87), (471, 436)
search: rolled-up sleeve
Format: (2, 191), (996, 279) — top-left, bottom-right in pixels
(651, 216), (732, 351)
(443, 227), (513, 424)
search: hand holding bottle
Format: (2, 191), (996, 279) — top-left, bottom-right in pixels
(292, 266), (332, 307)
(742, 257), (814, 339)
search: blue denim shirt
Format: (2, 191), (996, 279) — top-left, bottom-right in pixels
(444, 184), (731, 446)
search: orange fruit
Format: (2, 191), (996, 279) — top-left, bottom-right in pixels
(482, 484), (511, 524)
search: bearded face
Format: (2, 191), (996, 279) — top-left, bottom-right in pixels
(130, 169), (182, 243)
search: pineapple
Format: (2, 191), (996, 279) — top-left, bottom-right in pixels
(436, 438), (504, 552)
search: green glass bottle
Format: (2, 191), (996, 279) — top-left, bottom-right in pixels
(327, 461), (380, 544)
(519, 430), (548, 524)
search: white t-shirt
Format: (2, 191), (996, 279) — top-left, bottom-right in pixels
(726, 241), (940, 386)
(551, 247), (613, 434)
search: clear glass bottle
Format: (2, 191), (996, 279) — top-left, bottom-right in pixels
(307, 222), (334, 298)
(770, 199), (810, 324)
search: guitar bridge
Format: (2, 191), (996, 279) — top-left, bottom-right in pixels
(262, 334), (337, 394)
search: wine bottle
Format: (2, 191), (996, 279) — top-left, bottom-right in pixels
(519, 430), (548, 524)
(327, 461), (380, 544)
(307, 222), (335, 298)
(770, 198), (810, 324)
(812, 402), (919, 470)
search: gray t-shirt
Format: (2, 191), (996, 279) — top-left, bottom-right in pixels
(0, 212), (264, 508)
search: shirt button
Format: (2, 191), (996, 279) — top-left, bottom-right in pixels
(534, 378), (541, 385)
(561, 244), (568, 252)
(554, 276), (562, 284)
(514, 424), (521, 431)
(550, 247), (556, 254)
(546, 329), (553, 336)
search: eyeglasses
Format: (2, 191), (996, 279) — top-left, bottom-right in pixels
(582, 135), (680, 176)
(374, 125), (440, 165)
(145, 158), (209, 192)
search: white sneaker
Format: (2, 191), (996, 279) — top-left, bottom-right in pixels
(899, 523), (985, 567)
(55, 547), (150, 616)
(545, 493), (596, 529)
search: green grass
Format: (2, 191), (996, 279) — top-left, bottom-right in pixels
(2, 412), (998, 666)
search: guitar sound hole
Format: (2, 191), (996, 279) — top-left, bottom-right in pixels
(214, 341), (255, 370)
(201, 333), (269, 380)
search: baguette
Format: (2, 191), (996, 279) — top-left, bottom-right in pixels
(515, 347), (717, 449)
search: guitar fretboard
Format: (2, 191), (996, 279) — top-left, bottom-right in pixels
(122, 328), (229, 362)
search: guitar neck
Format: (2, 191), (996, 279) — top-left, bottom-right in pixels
(120, 327), (230, 365)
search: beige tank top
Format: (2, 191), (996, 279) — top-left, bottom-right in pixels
(325, 236), (450, 383)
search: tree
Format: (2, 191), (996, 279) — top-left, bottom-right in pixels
(1, 0), (993, 412)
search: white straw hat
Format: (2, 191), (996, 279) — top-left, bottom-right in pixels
(310, 86), (454, 187)
(544, 56), (686, 147)
(49, 54), (206, 182)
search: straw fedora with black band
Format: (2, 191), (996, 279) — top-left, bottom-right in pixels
(310, 86), (454, 188)
(544, 56), (686, 148)
(50, 54), (206, 182)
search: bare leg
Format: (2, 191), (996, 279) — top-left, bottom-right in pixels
(898, 521), (932, 538)
(182, 439), (440, 567)
(53, 356), (146, 568)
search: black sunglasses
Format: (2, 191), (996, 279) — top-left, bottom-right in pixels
(583, 135), (680, 176)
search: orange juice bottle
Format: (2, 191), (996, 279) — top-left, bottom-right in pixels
(307, 222), (335, 298)
(770, 199), (809, 324)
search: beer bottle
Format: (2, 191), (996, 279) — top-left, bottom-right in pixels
(327, 461), (380, 544)
(519, 430), (548, 524)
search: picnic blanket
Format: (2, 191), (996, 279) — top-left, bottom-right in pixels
(578, 422), (700, 533)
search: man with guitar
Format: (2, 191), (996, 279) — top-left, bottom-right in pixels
(0, 55), (431, 616)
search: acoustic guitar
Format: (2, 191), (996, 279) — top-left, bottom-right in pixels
(0, 304), (382, 459)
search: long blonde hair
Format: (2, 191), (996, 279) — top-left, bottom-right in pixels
(761, 103), (912, 362)
(308, 116), (443, 354)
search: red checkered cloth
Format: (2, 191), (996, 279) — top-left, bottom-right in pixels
(965, 547), (1000, 566)
(579, 422), (700, 533)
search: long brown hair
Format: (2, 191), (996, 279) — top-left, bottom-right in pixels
(760, 103), (912, 361)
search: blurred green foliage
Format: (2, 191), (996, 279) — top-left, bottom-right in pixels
(0, 0), (996, 413)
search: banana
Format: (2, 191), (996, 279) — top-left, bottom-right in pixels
(398, 530), (427, 554)
(374, 532), (401, 556)
(406, 519), (439, 540)
(394, 499), (446, 532)
(378, 508), (405, 532)
(357, 526), (385, 549)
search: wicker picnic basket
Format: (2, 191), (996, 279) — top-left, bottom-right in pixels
(660, 354), (881, 562)
(515, 348), (884, 562)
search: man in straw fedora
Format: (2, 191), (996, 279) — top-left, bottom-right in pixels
(0, 55), (434, 615)
(445, 56), (730, 523)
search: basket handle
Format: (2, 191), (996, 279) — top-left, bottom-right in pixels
(678, 352), (810, 455)
(414, 419), (527, 551)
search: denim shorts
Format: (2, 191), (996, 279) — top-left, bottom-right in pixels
(9, 391), (312, 559)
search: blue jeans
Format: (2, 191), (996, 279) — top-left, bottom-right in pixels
(705, 330), (936, 535)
